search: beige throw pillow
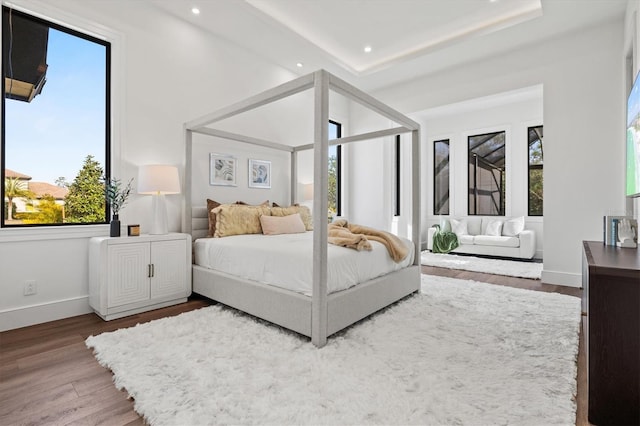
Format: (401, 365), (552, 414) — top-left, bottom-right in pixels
(271, 205), (313, 230)
(213, 204), (271, 237)
(260, 213), (306, 235)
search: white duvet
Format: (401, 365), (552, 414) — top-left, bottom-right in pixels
(193, 231), (414, 296)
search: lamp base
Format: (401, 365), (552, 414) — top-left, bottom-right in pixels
(149, 193), (168, 235)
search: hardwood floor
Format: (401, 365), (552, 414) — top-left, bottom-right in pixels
(0, 269), (587, 425)
(0, 298), (212, 426)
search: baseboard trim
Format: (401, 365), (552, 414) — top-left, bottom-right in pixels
(0, 296), (92, 332)
(542, 270), (581, 288)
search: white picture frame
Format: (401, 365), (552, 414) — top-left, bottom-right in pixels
(248, 159), (271, 189)
(210, 153), (237, 186)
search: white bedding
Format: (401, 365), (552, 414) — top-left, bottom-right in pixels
(193, 231), (414, 296)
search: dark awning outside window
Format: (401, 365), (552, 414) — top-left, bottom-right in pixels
(2, 7), (48, 103)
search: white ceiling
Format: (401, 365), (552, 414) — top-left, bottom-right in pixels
(149, 0), (627, 91)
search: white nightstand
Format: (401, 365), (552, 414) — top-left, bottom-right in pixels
(89, 233), (192, 320)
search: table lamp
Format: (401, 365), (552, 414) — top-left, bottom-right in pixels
(137, 165), (181, 234)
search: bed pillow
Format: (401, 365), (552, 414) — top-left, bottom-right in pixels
(213, 204), (272, 237)
(484, 219), (503, 236)
(271, 205), (313, 230)
(260, 213), (306, 235)
(450, 218), (468, 237)
(207, 200), (269, 237)
(206, 198), (221, 237)
(502, 216), (525, 236)
(236, 200), (269, 206)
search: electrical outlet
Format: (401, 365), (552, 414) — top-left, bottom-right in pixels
(24, 280), (37, 296)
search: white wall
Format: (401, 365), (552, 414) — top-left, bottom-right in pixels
(343, 98), (417, 243)
(0, 0), (306, 331)
(414, 87), (544, 258)
(365, 19), (625, 287)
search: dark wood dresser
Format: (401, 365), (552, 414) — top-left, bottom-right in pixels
(582, 241), (640, 426)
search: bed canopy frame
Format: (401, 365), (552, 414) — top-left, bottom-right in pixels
(183, 69), (421, 347)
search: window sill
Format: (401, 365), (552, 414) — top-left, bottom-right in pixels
(0, 225), (109, 243)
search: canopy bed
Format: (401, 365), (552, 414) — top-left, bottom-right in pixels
(183, 70), (421, 347)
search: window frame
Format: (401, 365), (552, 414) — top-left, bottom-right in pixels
(467, 130), (506, 216)
(1, 5), (112, 229)
(433, 139), (450, 216)
(527, 125), (543, 217)
(329, 119), (342, 217)
(393, 134), (401, 217)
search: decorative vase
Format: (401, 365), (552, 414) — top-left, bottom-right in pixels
(110, 214), (121, 237)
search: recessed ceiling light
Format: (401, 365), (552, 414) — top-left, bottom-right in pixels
(296, 62), (303, 68)
(364, 45), (372, 53)
(191, 7), (200, 15)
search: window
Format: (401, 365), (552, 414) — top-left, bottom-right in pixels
(433, 139), (449, 215)
(393, 135), (401, 216)
(528, 125), (543, 216)
(328, 120), (342, 217)
(2, 6), (110, 227)
(468, 131), (505, 216)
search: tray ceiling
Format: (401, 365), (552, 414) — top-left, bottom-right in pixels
(148, 0), (627, 90)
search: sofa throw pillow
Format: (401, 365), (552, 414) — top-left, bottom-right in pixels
(213, 204), (271, 237)
(260, 213), (306, 235)
(502, 216), (525, 236)
(450, 218), (468, 237)
(485, 219), (503, 236)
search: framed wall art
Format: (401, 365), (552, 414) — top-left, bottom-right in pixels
(210, 153), (237, 186)
(248, 159), (271, 189)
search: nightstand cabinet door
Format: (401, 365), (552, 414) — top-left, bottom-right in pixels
(150, 239), (188, 299)
(89, 233), (192, 321)
(107, 243), (150, 307)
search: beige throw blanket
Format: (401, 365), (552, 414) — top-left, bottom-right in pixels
(328, 219), (409, 263)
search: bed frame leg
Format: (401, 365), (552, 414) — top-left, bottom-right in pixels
(312, 331), (327, 348)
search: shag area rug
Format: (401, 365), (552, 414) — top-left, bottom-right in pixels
(86, 275), (580, 425)
(421, 250), (543, 279)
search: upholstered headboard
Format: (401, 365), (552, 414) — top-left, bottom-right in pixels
(191, 206), (209, 240)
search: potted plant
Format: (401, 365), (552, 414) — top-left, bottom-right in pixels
(105, 177), (133, 237)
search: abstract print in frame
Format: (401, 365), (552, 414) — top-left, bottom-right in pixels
(248, 159), (271, 189)
(210, 153), (237, 186)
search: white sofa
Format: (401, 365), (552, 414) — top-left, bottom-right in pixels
(427, 216), (536, 259)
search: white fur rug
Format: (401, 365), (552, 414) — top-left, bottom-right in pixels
(86, 275), (580, 425)
(421, 251), (543, 279)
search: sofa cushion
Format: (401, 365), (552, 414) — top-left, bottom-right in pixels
(450, 218), (468, 237)
(458, 234), (475, 245)
(466, 217), (482, 236)
(484, 219), (503, 236)
(503, 216), (525, 236)
(474, 235), (520, 248)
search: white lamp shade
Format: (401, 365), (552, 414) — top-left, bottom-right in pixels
(137, 165), (181, 194)
(303, 183), (314, 201)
